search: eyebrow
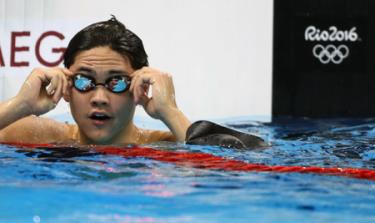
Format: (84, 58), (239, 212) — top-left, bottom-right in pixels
(75, 67), (129, 76)
(76, 67), (93, 74)
(108, 70), (130, 76)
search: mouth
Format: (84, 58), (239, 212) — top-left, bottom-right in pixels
(89, 112), (112, 125)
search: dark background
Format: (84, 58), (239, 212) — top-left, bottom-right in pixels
(272, 0), (375, 120)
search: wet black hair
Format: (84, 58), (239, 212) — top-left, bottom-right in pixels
(63, 15), (148, 69)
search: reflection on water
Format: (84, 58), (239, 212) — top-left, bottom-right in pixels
(0, 118), (375, 223)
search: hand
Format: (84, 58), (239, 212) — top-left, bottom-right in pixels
(129, 67), (178, 121)
(16, 67), (71, 116)
(130, 67), (191, 141)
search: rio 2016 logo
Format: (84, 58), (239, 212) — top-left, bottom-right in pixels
(304, 26), (359, 64)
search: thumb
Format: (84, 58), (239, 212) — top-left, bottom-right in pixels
(139, 94), (151, 108)
(139, 95), (158, 118)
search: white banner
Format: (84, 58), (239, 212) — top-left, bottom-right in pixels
(0, 0), (273, 122)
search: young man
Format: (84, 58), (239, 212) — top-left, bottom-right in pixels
(0, 17), (191, 145)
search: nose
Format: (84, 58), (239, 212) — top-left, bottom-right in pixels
(90, 86), (110, 107)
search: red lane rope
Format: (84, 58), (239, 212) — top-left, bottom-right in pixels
(4, 142), (375, 181)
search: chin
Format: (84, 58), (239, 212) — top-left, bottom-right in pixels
(84, 130), (114, 145)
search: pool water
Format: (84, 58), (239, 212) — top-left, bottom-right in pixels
(0, 117), (375, 223)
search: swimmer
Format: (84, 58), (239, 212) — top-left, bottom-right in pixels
(0, 16), (191, 145)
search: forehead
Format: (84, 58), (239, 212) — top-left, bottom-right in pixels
(70, 46), (134, 75)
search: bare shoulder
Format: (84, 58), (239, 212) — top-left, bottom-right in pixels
(0, 115), (76, 144)
(139, 129), (176, 143)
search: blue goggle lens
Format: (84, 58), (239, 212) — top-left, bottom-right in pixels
(73, 74), (130, 93)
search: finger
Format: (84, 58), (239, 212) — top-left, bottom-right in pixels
(147, 83), (153, 98)
(62, 73), (68, 95)
(129, 68), (152, 92)
(139, 94), (151, 108)
(52, 75), (63, 101)
(135, 83), (149, 104)
(139, 82), (148, 101)
(132, 74), (145, 103)
(141, 66), (157, 73)
(130, 73), (139, 102)
(34, 68), (49, 83)
(129, 71), (141, 93)
(46, 75), (59, 95)
(52, 76), (64, 103)
(62, 68), (74, 77)
(141, 80), (151, 97)
(135, 77), (153, 104)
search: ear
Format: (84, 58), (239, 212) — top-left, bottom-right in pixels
(63, 89), (71, 102)
(63, 79), (73, 102)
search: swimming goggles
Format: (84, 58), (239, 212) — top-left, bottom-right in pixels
(72, 74), (131, 93)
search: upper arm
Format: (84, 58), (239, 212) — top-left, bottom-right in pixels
(146, 130), (176, 143)
(159, 131), (176, 142)
(0, 115), (70, 144)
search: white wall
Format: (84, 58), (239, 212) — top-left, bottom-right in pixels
(0, 0), (273, 122)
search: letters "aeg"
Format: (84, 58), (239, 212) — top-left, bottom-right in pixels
(0, 31), (66, 67)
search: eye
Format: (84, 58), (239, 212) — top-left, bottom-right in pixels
(107, 76), (129, 93)
(74, 74), (94, 91)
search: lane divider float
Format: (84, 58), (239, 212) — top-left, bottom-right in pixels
(4, 142), (375, 181)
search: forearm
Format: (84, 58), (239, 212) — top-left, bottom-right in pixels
(160, 108), (191, 142)
(0, 97), (31, 130)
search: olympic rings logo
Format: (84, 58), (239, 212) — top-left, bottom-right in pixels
(312, 44), (349, 64)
